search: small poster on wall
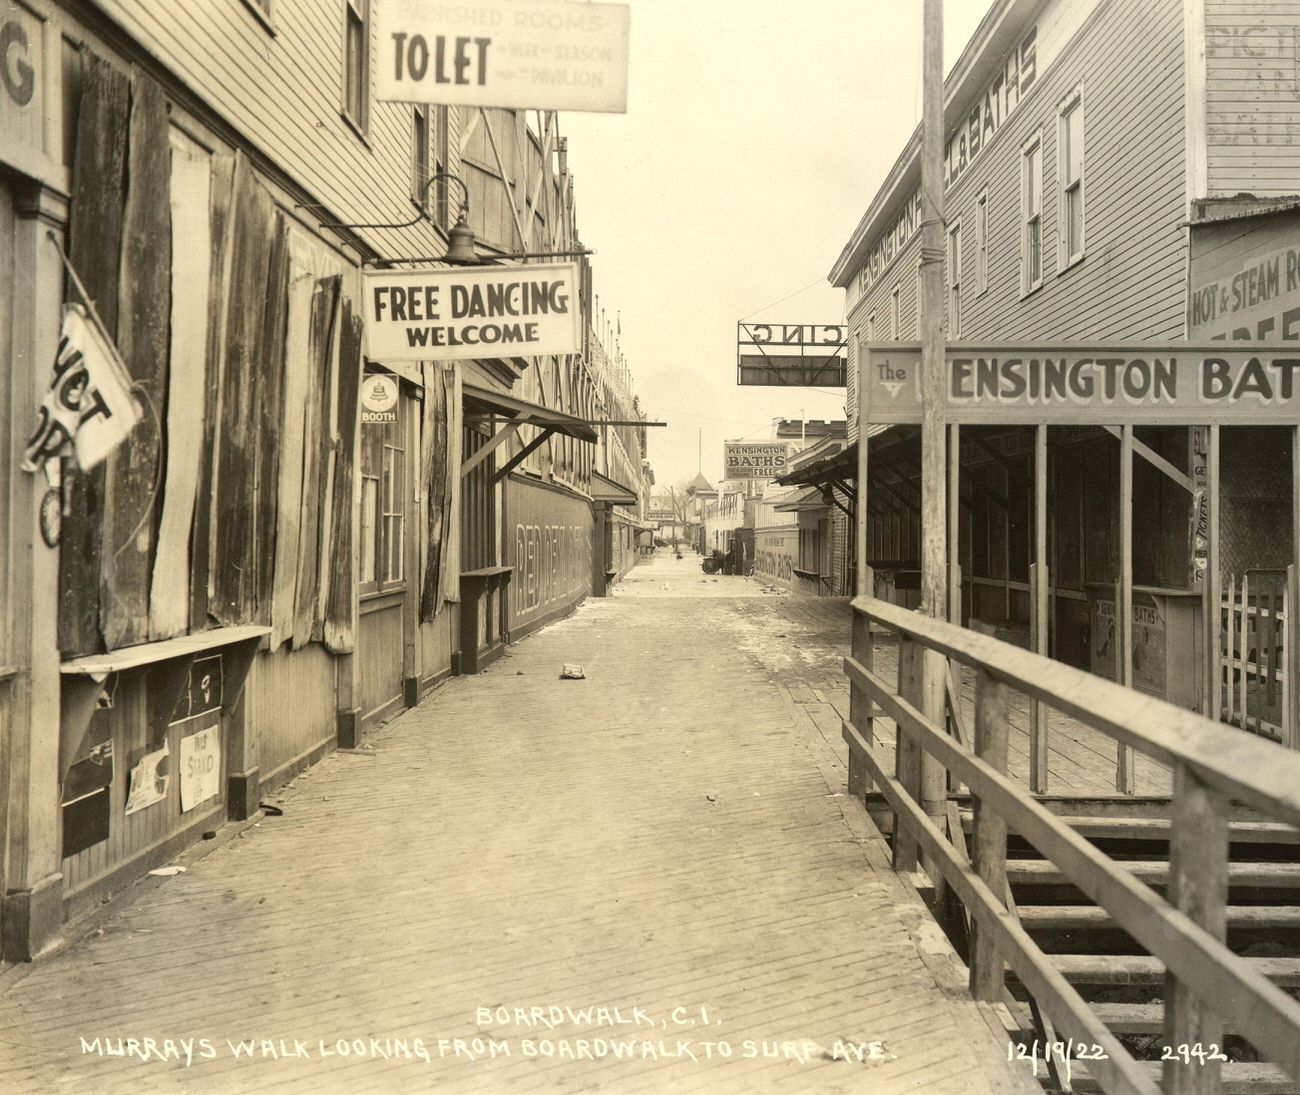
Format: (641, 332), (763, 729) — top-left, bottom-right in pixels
(179, 727), (220, 813)
(124, 743), (170, 816)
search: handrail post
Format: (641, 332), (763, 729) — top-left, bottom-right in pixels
(1162, 762), (1229, 1095)
(969, 666), (1010, 1002)
(848, 600), (875, 800)
(1029, 561), (1049, 793)
(894, 635), (923, 872)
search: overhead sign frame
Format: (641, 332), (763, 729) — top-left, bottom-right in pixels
(862, 341), (1300, 425)
(737, 323), (846, 387)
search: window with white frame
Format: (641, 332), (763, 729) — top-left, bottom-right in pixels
(890, 283), (901, 338)
(1021, 130), (1043, 296)
(947, 219), (961, 336)
(343, 0), (369, 133)
(915, 264), (923, 331)
(975, 190), (988, 295)
(1058, 86), (1085, 267)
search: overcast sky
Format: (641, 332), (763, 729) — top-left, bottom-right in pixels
(561, 0), (990, 490)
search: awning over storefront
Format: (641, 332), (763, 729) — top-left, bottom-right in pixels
(462, 382), (599, 485)
(772, 486), (829, 512)
(591, 470), (639, 507)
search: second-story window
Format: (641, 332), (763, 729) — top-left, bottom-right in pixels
(890, 283), (900, 338)
(975, 190), (988, 295)
(947, 219), (962, 336)
(1058, 86), (1085, 268)
(412, 106), (429, 205)
(344, 0), (369, 133)
(432, 105), (450, 226)
(1021, 130), (1043, 296)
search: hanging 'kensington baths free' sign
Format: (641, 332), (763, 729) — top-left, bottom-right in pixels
(862, 343), (1300, 425)
(363, 263), (582, 362)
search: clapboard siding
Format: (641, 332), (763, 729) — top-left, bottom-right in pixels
(1206, 0), (1300, 196)
(848, 0), (1186, 344)
(90, 0), (455, 261)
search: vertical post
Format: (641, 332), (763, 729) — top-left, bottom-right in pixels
(969, 667), (1010, 1002)
(1225, 574), (1235, 725)
(848, 607), (875, 800)
(1030, 424), (1049, 794)
(948, 424), (961, 624)
(1208, 425), (1222, 723)
(917, 0), (949, 886)
(1117, 424), (1135, 794)
(1290, 424), (1299, 747)
(894, 636), (923, 873)
(1162, 763), (1229, 1095)
(1240, 573), (1251, 731)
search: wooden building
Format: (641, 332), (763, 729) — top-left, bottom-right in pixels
(808, 0), (1299, 768)
(0, 0), (647, 960)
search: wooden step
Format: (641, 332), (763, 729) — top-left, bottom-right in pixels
(1069, 1062), (1298, 1094)
(967, 813), (1300, 845)
(1047, 954), (1300, 987)
(1007, 860), (1300, 889)
(1017, 905), (1300, 932)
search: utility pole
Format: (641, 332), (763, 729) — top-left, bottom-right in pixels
(916, 0), (949, 873)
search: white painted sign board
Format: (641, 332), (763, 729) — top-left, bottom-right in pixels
(364, 262), (582, 362)
(375, 0), (629, 113)
(179, 727), (221, 812)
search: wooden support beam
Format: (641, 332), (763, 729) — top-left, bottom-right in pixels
(847, 605), (875, 799)
(1102, 425), (1194, 493)
(1208, 425), (1222, 724)
(460, 416), (522, 478)
(491, 427), (554, 484)
(1291, 424), (1299, 748)
(1030, 424), (1049, 794)
(970, 667), (1010, 1002)
(894, 636), (923, 873)
(948, 424), (961, 626)
(1118, 425), (1135, 794)
(970, 433), (1029, 489)
(1162, 764), (1229, 1094)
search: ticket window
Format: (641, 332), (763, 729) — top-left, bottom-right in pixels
(360, 389), (408, 596)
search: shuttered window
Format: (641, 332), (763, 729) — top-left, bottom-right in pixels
(1021, 130), (1043, 296)
(1058, 86), (1085, 268)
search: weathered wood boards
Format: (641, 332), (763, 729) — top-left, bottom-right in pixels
(149, 134), (212, 640)
(420, 363), (449, 620)
(102, 74), (170, 651)
(253, 214), (290, 626)
(60, 50), (129, 656)
(325, 300), (363, 653)
(191, 152), (234, 633)
(292, 276), (339, 649)
(210, 154), (276, 625)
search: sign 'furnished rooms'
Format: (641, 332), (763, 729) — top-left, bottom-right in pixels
(863, 343), (1300, 424)
(364, 263), (582, 362)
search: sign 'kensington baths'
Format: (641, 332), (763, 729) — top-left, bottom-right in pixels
(863, 343), (1300, 425)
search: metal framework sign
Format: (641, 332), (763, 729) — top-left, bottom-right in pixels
(863, 342), (1300, 424)
(364, 263), (582, 362)
(737, 323), (846, 387)
(724, 441), (792, 480)
(375, 0), (630, 113)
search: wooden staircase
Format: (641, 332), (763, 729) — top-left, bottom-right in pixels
(969, 804), (1300, 1093)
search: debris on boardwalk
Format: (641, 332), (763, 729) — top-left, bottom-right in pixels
(559, 663), (586, 679)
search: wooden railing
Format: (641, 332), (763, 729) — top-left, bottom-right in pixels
(843, 595), (1300, 1095)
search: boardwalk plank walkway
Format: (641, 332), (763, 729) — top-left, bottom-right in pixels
(0, 556), (1038, 1094)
